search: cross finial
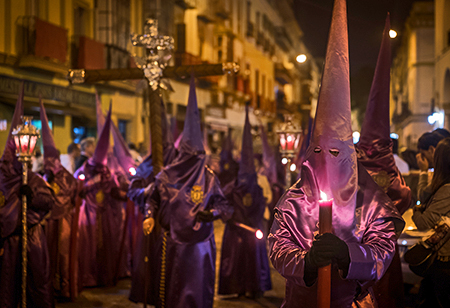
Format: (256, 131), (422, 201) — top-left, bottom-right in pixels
(131, 18), (174, 90)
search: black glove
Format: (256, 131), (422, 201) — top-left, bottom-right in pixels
(197, 210), (215, 222)
(44, 170), (55, 184)
(19, 185), (33, 204)
(306, 233), (350, 272)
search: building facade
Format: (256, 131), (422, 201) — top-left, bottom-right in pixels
(435, 0), (450, 131)
(0, 0), (319, 156)
(390, 1), (435, 150)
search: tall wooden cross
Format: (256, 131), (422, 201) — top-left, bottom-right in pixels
(67, 18), (238, 307)
(68, 18), (238, 174)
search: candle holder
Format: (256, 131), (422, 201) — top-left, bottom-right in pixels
(276, 115), (301, 189)
(12, 116), (40, 308)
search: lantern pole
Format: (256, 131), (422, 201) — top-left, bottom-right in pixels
(12, 116), (40, 308)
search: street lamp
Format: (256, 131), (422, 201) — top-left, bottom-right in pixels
(389, 29), (397, 39)
(12, 116), (40, 308)
(277, 115), (301, 189)
(296, 54), (307, 63)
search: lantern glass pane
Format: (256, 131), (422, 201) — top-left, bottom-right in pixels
(14, 136), (20, 152)
(20, 135), (29, 154)
(279, 133), (286, 151)
(286, 133), (295, 150)
(294, 133), (301, 149)
(29, 136), (37, 154)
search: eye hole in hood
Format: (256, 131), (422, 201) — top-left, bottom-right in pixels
(329, 149), (340, 157)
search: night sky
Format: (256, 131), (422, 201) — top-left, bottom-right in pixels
(293, 0), (427, 73)
(292, 0), (432, 122)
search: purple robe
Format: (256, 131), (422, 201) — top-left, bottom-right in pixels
(0, 161), (55, 308)
(147, 152), (233, 308)
(218, 172), (272, 295)
(127, 108), (177, 305)
(269, 162), (404, 308)
(43, 157), (78, 299)
(74, 160), (125, 287)
(127, 154), (168, 305)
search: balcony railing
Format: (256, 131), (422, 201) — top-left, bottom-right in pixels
(17, 16), (68, 64)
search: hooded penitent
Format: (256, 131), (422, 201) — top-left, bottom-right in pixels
(145, 76), (232, 308)
(269, 1), (404, 307)
(218, 105), (272, 295)
(355, 15), (411, 308)
(356, 15), (411, 215)
(40, 97), (78, 299)
(294, 116), (313, 177)
(0, 84), (25, 239)
(128, 98), (177, 306)
(218, 129), (239, 192)
(0, 84), (55, 307)
(74, 104), (126, 287)
(95, 95), (128, 181)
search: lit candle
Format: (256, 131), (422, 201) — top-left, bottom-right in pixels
(318, 191), (333, 308)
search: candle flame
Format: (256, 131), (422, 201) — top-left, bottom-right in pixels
(129, 167), (137, 176)
(255, 229), (264, 240)
(320, 191), (328, 201)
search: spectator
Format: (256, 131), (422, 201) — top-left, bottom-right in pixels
(416, 131), (446, 203)
(412, 137), (450, 307)
(434, 128), (450, 138)
(60, 142), (81, 174)
(75, 137), (95, 171)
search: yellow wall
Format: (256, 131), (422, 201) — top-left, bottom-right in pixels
(53, 114), (72, 154)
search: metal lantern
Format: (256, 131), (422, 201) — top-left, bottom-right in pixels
(11, 115), (40, 308)
(276, 115), (301, 189)
(12, 116), (40, 162)
(276, 115), (301, 159)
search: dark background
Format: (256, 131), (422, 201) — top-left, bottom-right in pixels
(293, 0), (433, 124)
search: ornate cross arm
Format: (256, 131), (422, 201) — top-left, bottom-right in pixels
(67, 62), (239, 84)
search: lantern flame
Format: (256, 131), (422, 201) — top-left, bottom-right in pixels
(255, 229), (264, 240)
(78, 174), (86, 181)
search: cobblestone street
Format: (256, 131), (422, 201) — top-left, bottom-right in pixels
(56, 221), (285, 308)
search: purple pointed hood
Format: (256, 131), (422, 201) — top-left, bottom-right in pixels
(1, 83), (24, 163)
(170, 116), (179, 141)
(220, 129), (234, 172)
(359, 15), (391, 144)
(92, 102), (112, 165)
(135, 99), (177, 180)
(39, 97), (59, 160)
(179, 76), (204, 155)
(355, 14), (411, 215)
(295, 117), (313, 170)
(239, 105), (255, 178)
(111, 120), (136, 176)
(303, 0), (356, 224)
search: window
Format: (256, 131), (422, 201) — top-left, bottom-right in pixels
(74, 4), (88, 37)
(118, 119), (128, 141)
(96, 0), (130, 49)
